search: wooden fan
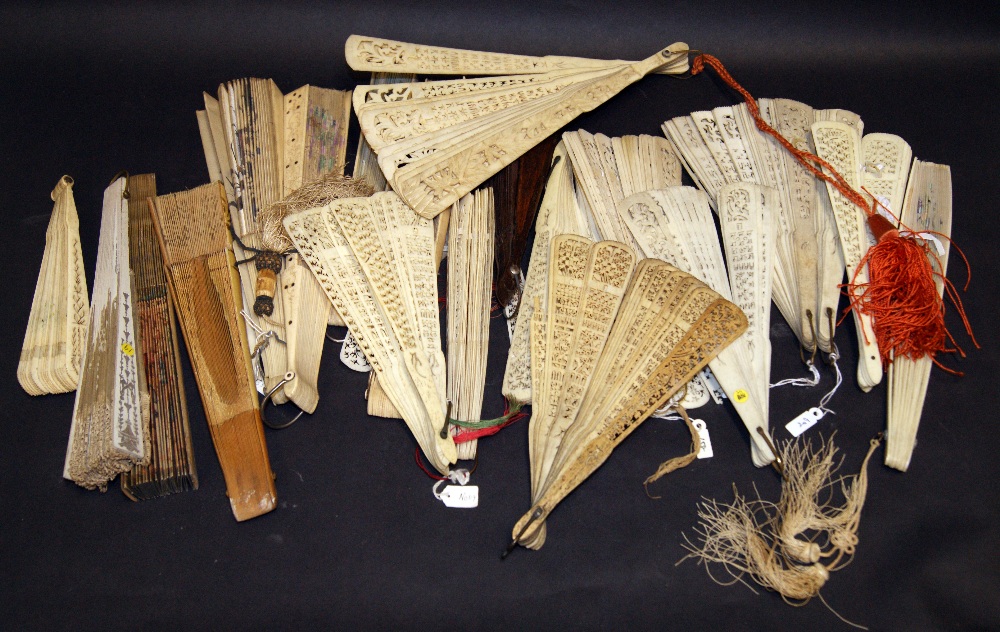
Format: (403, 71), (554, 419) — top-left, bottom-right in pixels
(284, 192), (456, 473)
(511, 237), (747, 551)
(64, 176), (147, 490)
(620, 186), (777, 467)
(18, 176), (89, 396)
(120, 174), (198, 500)
(348, 35), (690, 218)
(149, 182), (276, 521)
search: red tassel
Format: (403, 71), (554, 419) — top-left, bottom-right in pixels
(692, 53), (977, 370)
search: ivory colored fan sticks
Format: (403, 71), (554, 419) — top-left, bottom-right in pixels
(349, 35), (690, 218)
(63, 176), (147, 490)
(884, 160), (951, 471)
(149, 182), (276, 521)
(511, 240), (747, 551)
(19, 175), (88, 396)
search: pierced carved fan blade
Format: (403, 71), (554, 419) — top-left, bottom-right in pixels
(353, 40), (690, 219)
(284, 192), (456, 473)
(812, 121), (883, 391)
(885, 161), (951, 471)
(502, 142), (592, 405)
(512, 253), (747, 550)
(620, 187), (776, 466)
(345, 34), (690, 77)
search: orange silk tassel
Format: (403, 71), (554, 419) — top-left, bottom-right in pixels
(690, 53), (977, 370)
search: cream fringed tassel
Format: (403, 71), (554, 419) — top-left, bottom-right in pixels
(681, 434), (882, 605)
(682, 490), (830, 603)
(776, 434), (882, 570)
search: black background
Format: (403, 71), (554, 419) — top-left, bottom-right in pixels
(2, 1), (999, 629)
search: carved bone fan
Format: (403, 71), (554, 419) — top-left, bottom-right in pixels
(284, 192), (456, 473)
(19, 176), (89, 396)
(346, 35), (690, 76)
(885, 160), (951, 471)
(620, 187), (777, 466)
(351, 39), (690, 218)
(513, 248), (747, 550)
(64, 176), (147, 490)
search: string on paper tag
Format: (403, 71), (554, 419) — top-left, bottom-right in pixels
(432, 468), (479, 508)
(782, 349), (844, 438)
(693, 420), (713, 459)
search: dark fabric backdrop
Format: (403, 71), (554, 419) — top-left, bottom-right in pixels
(2, 2), (998, 630)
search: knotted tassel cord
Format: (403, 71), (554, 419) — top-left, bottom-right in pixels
(691, 54), (977, 369)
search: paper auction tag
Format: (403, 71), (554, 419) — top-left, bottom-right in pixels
(786, 407), (825, 437)
(438, 485), (479, 508)
(692, 419), (713, 459)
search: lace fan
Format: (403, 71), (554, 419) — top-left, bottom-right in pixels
(348, 36), (690, 219)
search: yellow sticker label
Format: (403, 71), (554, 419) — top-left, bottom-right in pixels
(121, 342), (135, 357)
(733, 389), (749, 403)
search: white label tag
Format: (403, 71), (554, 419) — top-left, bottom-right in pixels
(786, 407), (825, 437)
(692, 419), (713, 459)
(438, 484), (479, 508)
(700, 368), (726, 404)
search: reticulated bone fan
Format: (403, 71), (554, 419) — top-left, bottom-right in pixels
(511, 236), (747, 551)
(347, 35), (690, 219)
(284, 191), (455, 474)
(620, 186), (777, 467)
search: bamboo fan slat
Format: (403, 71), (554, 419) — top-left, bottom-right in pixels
(350, 36), (690, 219)
(121, 174), (198, 500)
(620, 186), (777, 466)
(18, 176), (89, 395)
(284, 192), (456, 474)
(447, 189), (495, 459)
(149, 182), (276, 521)
(885, 161), (951, 471)
(512, 243), (747, 551)
(63, 177), (147, 490)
